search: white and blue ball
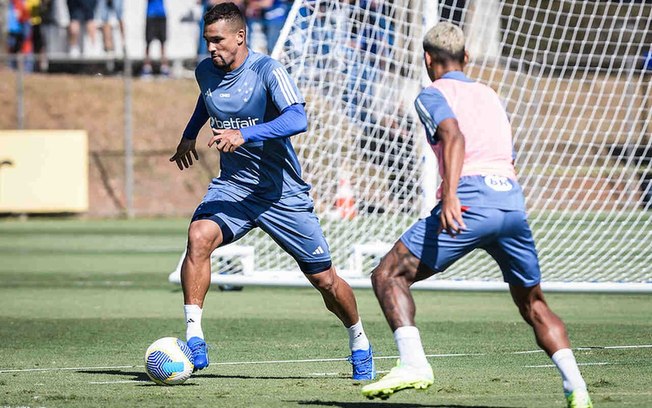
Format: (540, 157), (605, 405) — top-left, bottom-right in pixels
(144, 337), (194, 385)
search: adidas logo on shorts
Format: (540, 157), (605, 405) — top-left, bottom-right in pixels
(312, 246), (325, 255)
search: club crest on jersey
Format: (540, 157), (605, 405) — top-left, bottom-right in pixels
(210, 116), (260, 130)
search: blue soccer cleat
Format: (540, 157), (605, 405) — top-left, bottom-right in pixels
(349, 345), (376, 380)
(187, 337), (209, 371)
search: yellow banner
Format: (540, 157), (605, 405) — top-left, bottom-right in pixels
(0, 130), (88, 213)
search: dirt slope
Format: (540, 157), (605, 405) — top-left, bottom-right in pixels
(1, 69), (219, 217)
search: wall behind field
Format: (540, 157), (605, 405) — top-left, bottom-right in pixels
(0, 70), (218, 218)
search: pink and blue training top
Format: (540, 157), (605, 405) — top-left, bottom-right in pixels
(414, 71), (525, 211)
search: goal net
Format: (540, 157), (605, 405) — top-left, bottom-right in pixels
(171, 0), (652, 292)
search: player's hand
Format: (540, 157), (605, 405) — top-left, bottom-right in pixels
(169, 137), (199, 170)
(208, 128), (245, 153)
(439, 195), (467, 237)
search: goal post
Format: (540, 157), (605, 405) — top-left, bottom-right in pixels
(170, 0), (652, 292)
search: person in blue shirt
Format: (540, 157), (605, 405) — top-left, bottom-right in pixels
(247, 0), (289, 54)
(143, 0), (168, 76)
(262, 0), (290, 54)
(7, 0), (27, 59)
(169, 2), (375, 381)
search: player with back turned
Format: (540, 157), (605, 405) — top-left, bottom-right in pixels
(360, 22), (593, 408)
(169, 2), (375, 380)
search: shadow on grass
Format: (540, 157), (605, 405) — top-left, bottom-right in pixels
(79, 369), (323, 382)
(293, 400), (517, 408)
(79, 369), (150, 381)
(79, 369), (200, 387)
(193, 373), (331, 380)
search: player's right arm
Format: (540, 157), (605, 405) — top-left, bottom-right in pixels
(170, 94), (209, 170)
(436, 118), (466, 236)
(415, 87), (466, 236)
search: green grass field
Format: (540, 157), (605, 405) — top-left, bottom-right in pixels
(1, 219), (650, 407)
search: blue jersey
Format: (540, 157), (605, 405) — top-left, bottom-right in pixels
(195, 50), (309, 200)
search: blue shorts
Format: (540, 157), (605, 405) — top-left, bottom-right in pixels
(400, 205), (541, 287)
(192, 185), (332, 274)
(96, 0), (124, 22)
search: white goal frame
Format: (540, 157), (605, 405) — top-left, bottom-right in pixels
(170, 0), (652, 293)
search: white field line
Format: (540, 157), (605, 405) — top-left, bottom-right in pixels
(89, 380), (149, 384)
(525, 362), (613, 368)
(1, 344), (650, 374)
(576, 345), (652, 350)
(0, 365), (139, 374)
(307, 370), (392, 377)
(214, 352), (483, 366)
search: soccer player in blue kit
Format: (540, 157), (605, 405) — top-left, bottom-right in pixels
(361, 23), (592, 407)
(169, 2), (374, 380)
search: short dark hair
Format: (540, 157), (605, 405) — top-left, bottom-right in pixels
(423, 45), (465, 65)
(203, 2), (245, 30)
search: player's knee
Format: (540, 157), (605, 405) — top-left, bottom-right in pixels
(371, 251), (401, 285)
(307, 269), (336, 293)
(518, 298), (548, 326)
(316, 277), (335, 293)
(370, 265), (387, 288)
(187, 224), (221, 260)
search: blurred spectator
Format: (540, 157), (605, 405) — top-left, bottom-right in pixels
(289, 1), (334, 75)
(26, 0), (50, 71)
(246, 0), (289, 55)
(360, 101), (418, 210)
(7, 0), (28, 57)
(245, 0), (266, 53)
(48, 0), (71, 38)
(644, 49), (652, 71)
(143, 0), (168, 77)
(196, 0), (222, 62)
(7, 0), (31, 69)
(95, 0), (124, 57)
(261, 0), (289, 54)
(1, 0), (8, 51)
(67, 0), (98, 57)
(341, 0), (393, 123)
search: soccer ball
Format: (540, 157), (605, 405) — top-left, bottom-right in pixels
(144, 337), (194, 385)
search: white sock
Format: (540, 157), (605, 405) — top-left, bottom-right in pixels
(184, 304), (204, 340)
(551, 348), (587, 394)
(347, 319), (370, 351)
(394, 326), (429, 368)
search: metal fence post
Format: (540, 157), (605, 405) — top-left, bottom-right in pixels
(16, 53), (25, 130)
(124, 51), (134, 218)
